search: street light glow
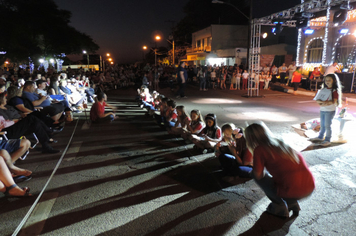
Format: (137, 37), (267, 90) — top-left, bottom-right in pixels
(106, 53), (110, 57)
(5, 61), (9, 64)
(155, 35), (161, 40)
(50, 58), (55, 63)
(39, 59), (44, 63)
(83, 50), (87, 54)
(262, 32), (268, 39)
(109, 58), (112, 61)
(110, 62), (114, 64)
(143, 46), (147, 50)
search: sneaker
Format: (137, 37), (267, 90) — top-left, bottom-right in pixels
(308, 137), (323, 142)
(320, 141), (331, 147)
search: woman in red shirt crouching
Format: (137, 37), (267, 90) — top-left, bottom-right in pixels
(245, 123), (315, 218)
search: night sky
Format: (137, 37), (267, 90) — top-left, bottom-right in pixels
(54, 0), (301, 64)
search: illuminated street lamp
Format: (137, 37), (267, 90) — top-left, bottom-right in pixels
(108, 58), (112, 61)
(106, 53), (110, 57)
(5, 61), (9, 65)
(142, 45), (148, 60)
(154, 35), (162, 90)
(39, 58), (45, 63)
(83, 50), (89, 71)
(110, 62), (114, 65)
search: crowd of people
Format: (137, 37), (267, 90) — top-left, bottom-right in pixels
(0, 65), (126, 197)
(1, 61), (331, 218)
(138, 85), (316, 218)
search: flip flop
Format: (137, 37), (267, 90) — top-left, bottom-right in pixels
(4, 184), (32, 198)
(13, 175), (32, 183)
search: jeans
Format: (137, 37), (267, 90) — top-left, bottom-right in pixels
(254, 173), (300, 217)
(318, 110), (335, 142)
(218, 153), (252, 178)
(200, 77), (206, 90)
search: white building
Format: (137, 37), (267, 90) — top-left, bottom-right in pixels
(184, 24), (248, 66)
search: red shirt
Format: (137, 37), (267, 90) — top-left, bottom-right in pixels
(291, 71), (302, 83)
(253, 146), (315, 198)
(90, 101), (106, 121)
(309, 71), (321, 80)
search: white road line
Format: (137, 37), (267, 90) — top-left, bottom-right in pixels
(12, 120), (80, 236)
(18, 192), (59, 236)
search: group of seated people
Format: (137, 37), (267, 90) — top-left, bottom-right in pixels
(0, 72), (97, 197)
(137, 86), (253, 179)
(138, 86), (316, 218)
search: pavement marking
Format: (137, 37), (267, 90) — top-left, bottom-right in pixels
(18, 192), (59, 236)
(65, 141), (83, 156)
(81, 121), (91, 130)
(12, 120), (80, 236)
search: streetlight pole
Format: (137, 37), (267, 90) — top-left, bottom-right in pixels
(212, 0), (251, 68)
(154, 35), (161, 90)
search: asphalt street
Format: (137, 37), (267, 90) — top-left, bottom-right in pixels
(1, 85), (356, 236)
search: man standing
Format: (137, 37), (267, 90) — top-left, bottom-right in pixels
(176, 61), (187, 98)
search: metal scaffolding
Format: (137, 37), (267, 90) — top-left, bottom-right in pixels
(246, 0), (356, 97)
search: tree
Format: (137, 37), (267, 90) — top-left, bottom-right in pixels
(0, 0), (99, 64)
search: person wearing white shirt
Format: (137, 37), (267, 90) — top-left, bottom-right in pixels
(324, 62), (341, 75)
(242, 70), (249, 90)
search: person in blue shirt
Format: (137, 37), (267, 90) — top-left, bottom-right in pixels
(176, 61), (188, 98)
(22, 81), (64, 124)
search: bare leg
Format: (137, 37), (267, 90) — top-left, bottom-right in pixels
(1, 150), (32, 177)
(0, 156), (31, 196)
(10, 139), (30, 163)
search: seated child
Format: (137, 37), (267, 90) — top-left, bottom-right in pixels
(191, 113), (222, 152)
(164, 99), (178, 128)
(168, 105), (191, 135)
(154, 97), (168, 125)
(181, 109), (205, 141)
(215, 124), (253, 178)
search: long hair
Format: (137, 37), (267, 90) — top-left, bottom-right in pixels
(191, 109), (205, 126)
(7, 86), (20, 100)
(176, 105), (189, 120)
(244, 123), (299, 164)
(321, 73), (342, 107)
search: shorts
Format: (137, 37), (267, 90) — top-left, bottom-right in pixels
(0, 139), (21, 154)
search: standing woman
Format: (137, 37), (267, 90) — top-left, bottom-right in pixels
(291, 66), (303, 95)
(309, 73), (342, 146)
(220, 67), (227, 89)
(245, 123), (315, 218)
(265, 71), (272, 89)
(230, 70), (237, 90)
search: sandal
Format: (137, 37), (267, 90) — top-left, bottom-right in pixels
(4, 184), (32, 198)
(13, 175), (33, 183)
